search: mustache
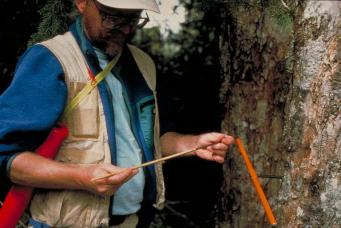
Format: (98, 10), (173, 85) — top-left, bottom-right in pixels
(108, 29), (124, 36)
(106, 29), (136, 40)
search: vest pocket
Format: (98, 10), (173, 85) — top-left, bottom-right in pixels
(68, 82), (99, 139)
(59, 82), (105, 164)
(57, 141), (105, 164)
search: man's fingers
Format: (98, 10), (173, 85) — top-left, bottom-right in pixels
(213, 150), (227, 157)
(198, 133), (234, 148)
(107, 168), (138, 184)
(209, 143), (228, 151)
(213, 155), (225, 163)
(195, 149), (215, 161)
(93, 165), (139, 184)
(197, 151), (226, 163)
(221, 135), (234, 144)
(203, 133), (226, 144)
(196, 147), (228, 163)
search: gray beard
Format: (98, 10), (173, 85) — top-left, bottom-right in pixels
(104, 41), (123, 57)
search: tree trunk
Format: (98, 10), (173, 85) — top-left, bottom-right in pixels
(218, 1), (340, 227)
(279, 1), (340, 226)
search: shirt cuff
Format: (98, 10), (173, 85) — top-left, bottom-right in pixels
(6, 153), (21, 180)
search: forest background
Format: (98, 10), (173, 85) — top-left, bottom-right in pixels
(0, 0), (340, 227)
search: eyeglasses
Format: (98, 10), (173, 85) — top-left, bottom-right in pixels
(93, 0), (150, 30)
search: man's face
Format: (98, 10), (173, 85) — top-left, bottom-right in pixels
(78, 0), (143, 56)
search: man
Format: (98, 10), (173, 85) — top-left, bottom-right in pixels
(0, 0), (234, 227)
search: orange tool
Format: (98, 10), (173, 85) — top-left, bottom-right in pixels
(235, 138), (277, 225)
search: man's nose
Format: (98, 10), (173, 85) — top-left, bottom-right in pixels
(119, 25), (132, 35)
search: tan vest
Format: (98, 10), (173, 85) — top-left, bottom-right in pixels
(29, 32), (165, 227)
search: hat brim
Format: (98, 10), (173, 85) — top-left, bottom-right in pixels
(96, 0), (160, 13)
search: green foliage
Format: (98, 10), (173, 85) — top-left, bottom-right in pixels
(226, 0), (263, 9)
(134, 0), (221, 78)
(222, 0), (293, 32)
(133, 28), (180, 61)
(268, 0), (293, 32)
(267, 0), (294, 73)
(28, 0), (76, 47)
(0, 0), (47, 94)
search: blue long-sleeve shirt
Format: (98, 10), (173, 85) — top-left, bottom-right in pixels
(0, 44), (67, 180)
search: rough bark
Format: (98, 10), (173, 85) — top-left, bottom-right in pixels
(218, 1), (340, 227)
(279, 1), (340, 227)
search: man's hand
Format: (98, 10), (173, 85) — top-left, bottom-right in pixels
(194, 133), (234, 163)
(80, 164), (138, 196)
(160, 132), (234, 163)
(10, 152), (138, 197)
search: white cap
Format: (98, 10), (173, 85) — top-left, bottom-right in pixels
(96, 0), (160, 13)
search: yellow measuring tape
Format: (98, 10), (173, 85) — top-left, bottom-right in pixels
(63, 52), (121, 118)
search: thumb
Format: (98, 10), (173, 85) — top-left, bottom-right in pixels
(107, 168), (138, 184)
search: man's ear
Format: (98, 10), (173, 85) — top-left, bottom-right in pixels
(75, 0), (87, 13)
